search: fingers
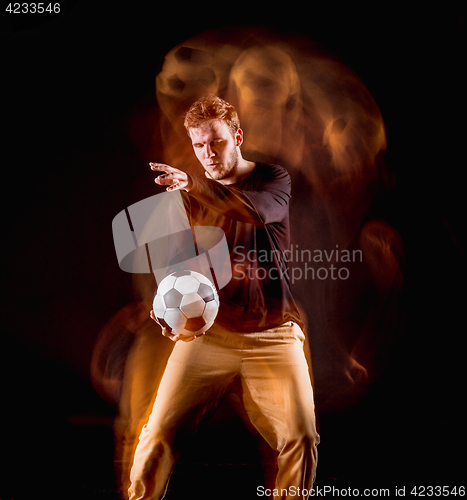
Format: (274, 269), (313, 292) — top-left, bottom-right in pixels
(150, 162), (181, 180)
(149, 162), (174, 173)
(163, 330), (205, 342)
(150, 162), (187, 191)
(162, 328), (180, 342)
(150, 310), (205, 342)
(166, 180), (181, 192)
(155, 176), (180, 190)
(149, 309), (158, 324)
(156, 176), (183, 192)
(150, 162), (177, 185)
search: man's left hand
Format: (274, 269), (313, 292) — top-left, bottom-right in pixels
(149, 310), (205, 342)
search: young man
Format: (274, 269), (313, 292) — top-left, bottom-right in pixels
(128, 95), (319, 500)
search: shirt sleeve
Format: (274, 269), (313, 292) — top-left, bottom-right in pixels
(187, 164), (291, 225)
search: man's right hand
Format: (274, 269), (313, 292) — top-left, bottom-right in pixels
(150, 162), (193, 192)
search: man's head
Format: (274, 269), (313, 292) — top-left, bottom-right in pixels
(184, 94), (240, 139)
(184, 95), (244, 183)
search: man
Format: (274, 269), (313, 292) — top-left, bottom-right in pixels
(128, 95), (319, 500)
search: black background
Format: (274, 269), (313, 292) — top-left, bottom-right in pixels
(2, 3), (465, 499)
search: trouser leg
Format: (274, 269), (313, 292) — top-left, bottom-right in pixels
(240, 323), (319, 500)
(128, 333), (238, 500)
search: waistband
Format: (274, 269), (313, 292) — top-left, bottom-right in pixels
(204, 320), (305, 348)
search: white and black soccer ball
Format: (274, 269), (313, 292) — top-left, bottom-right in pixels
(152, 271), (219, 337)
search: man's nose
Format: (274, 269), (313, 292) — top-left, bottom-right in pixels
(203, 145), (214, 158)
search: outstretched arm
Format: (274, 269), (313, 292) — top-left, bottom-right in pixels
(150, 162), (291, 225)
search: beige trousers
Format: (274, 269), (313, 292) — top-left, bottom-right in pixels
(128, 321), (319, 500)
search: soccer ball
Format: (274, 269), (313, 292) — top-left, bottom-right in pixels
(152, 271), (219, 337)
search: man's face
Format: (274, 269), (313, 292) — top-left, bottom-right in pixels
(189, 120), (241, 182)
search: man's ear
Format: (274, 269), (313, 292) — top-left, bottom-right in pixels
(235, 128), (244, 147)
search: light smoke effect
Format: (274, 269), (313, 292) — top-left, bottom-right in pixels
(152, 27), (401, 401)
(92, 27), (404, 492)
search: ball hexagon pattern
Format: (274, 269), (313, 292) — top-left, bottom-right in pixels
(153, 270), (220, 336)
